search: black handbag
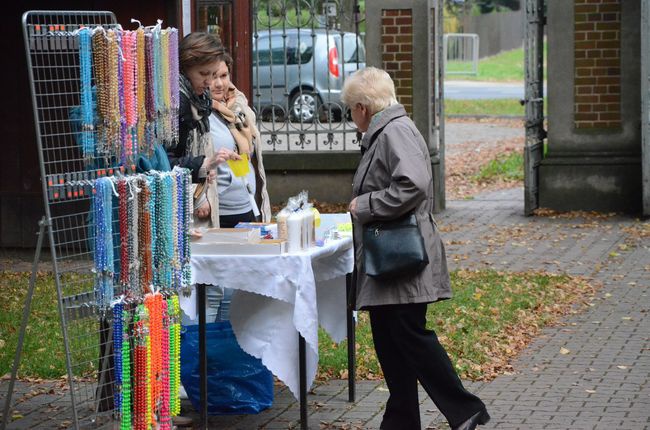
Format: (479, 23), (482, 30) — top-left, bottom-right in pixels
(362, 212), (429, 279)
(356, 115), (429, 279)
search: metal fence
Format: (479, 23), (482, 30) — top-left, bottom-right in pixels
(252, 0), (364, 151)
(443, 33), (479, 76)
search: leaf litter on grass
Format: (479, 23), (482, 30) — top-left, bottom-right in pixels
(317, 269), (598, 382)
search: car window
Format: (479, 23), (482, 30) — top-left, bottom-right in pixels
(342, 34), (365, 63)
(290, 35), (313, 65)
(254, 34), (313, 66)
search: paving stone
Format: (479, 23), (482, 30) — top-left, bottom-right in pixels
(2, 188), (649, 429)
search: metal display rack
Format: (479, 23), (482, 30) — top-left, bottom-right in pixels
(2, 11), (186, 430)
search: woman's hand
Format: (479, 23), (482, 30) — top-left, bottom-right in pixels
(348, 197), (358, 218)
(203, 149), (241, 171)
(215, 148), (242, 165)
(195, 200), (211, 219)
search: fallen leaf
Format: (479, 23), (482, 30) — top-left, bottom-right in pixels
(616, 365), (628, 370)
(560, 347), (570, 355)
(585, 389), (596, 394)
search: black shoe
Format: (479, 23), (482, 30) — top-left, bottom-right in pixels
(451, 408), (490, 430)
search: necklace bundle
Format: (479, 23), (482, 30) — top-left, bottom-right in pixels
(78, 27), (94, 162)
(168, 295), (181, 417)
(120, 306), (132, 429)
(92, 29), (109, 158)
(91, 168), (191, 307)
(159, 299), (171, 430)
(138, 177), (153, 292)
(81, 25), (178, 168)
(106, 30), (121, 163)
(118, 179), (129, 285)
(89, 168), (189, 425)
(133, 305), (149, 430)
(93, 177), (114, 309)
(144, 292), (163, 421)
(169, 29), (179, 144)
(111, 292), (181, 428)
(112, 300), (124, 414)
(122, 30), (137, 167)
(136, 28), (147, 156)
(145, 32), (156, 157)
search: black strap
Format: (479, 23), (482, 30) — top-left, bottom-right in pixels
(357, 115), (404, 193)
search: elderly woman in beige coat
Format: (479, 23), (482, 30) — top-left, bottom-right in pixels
(344, 67), (490, 430)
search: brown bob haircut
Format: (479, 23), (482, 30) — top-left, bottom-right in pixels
(179, 32), (224, 72)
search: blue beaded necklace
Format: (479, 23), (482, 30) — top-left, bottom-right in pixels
(93, 177), (115, 308)
(79, 27), (94, 163)
(112, 300), (124, 413)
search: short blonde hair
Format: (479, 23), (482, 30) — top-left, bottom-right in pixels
(341, 67), (398, 114)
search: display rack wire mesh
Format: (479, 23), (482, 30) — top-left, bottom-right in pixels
(3, 11), (135, 430)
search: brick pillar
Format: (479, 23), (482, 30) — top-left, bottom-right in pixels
(574, 0), (621, 129)
(381, 9), (413, 115)
(366, 1), (443, 212)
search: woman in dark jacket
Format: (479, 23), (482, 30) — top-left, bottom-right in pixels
(343, 67), (490, 430)
(167, 32), (240, 184)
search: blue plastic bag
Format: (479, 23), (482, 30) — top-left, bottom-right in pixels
(180, 321), (274, 415)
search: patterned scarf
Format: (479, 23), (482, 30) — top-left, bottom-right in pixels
(179, 73), (211, 136)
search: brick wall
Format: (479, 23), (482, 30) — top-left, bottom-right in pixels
(574, 0), (621, 129)
(381, 9), (413, 115)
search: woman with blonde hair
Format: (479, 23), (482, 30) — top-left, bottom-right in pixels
(193, 49), (271, 228)
(344, 67), (490, 430)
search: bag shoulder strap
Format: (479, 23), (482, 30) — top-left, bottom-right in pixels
(357, 114), (405, 192)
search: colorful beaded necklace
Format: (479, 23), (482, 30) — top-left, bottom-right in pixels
(93, 177), (114, 309)
(78, 27), (95, 163)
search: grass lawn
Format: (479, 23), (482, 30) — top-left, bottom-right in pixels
(319, 270), (592, 381)
(1, 270), (592, 382)
(0, 272), (97, 379)
(474, 151), (524, 183)
(446, 43), (547, 82)
(445, 98), (548, 117)
(445, 98), (525, 116)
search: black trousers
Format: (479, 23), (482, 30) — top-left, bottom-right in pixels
(219, 210), (255, 228)
(368, 303), (485, 430)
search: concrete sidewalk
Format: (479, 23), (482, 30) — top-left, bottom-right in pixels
(2, 188), (649, 429)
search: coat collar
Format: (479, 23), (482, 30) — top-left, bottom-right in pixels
(360, 104), (408, 151)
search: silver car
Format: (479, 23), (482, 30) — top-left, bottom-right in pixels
(252, 28), (366, 122)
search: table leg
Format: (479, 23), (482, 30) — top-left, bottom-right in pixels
(198, 283), (208, 429)
(346, 273), (356, 402)
(299, 334), (307, 430)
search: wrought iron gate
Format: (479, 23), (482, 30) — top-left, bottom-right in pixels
(523, 0), (546, 215)
(642, 0), (650, 216)
(252, 0), (364, 151)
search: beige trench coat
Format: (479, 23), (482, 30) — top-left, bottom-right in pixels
(351, 104), (452, 310)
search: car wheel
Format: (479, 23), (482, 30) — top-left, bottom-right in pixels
(290, 91), (319, 123)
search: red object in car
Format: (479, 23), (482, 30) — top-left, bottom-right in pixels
(328, 46), (339, 78)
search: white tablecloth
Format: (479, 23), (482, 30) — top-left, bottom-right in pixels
(186, 236), (354, 400)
